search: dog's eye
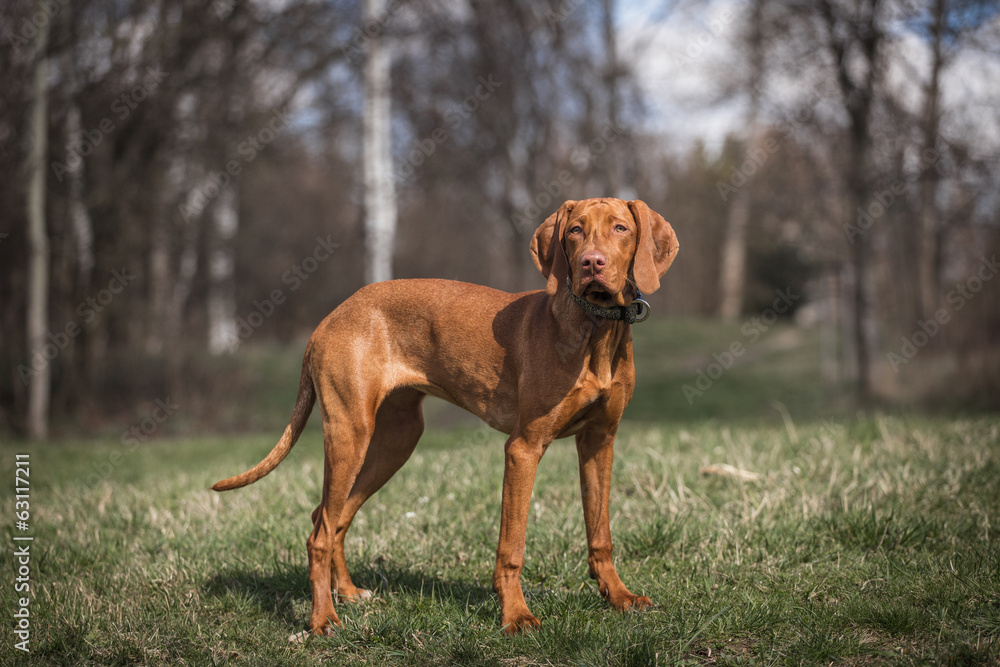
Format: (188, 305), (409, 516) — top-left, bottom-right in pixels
(614, 224), (628, 233)
(568, 225), (583, 234)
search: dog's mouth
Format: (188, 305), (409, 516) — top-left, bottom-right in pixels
(579, 278), (623, 307)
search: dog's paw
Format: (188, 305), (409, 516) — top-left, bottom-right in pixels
(309, 613), (342, 637)
(617, 592), (653, 612)
(501, 612), (541, 635)
(311, 624), (339, 637)
(337, 587), (373, 604)
(602, 583), (654, 612)
(627, 594), (653, 610)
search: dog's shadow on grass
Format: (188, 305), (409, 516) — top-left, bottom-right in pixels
(203, 564), (307, 628)
(202, 561), (497, 629)
(358, 560), (497, 608)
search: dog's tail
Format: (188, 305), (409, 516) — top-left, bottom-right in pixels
(211, 346), (316, 492)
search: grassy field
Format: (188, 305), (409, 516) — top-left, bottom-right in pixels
(2, 320), (999, 665)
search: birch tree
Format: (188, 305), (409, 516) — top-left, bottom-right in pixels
(25, 0), (51, 440)
(208, 187), (239, 354)
(363, 0), (397, 284)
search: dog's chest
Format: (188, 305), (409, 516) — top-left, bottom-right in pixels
(557, 365), (627, 436)
(559, 393), (610, 437)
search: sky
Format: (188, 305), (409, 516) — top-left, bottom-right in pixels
(618, 0), (1000, 157)
(620, 0), (751, 152)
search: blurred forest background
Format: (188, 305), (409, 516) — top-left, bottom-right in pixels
(1, 0), (998, 439)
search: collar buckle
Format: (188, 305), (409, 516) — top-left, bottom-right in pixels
(632, 298), (651, 323)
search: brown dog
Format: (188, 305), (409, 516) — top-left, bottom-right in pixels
(212, 198), (679, 635)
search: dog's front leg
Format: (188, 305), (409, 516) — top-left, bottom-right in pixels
(493, 433), (546, 634)
(576, 429), (653, 612)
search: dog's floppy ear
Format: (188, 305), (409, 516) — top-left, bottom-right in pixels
(530, 200), (577, 295)
(627, 200), (679, 295)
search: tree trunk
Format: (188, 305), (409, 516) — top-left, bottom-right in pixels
(719, 0), (763, 321)
(208, 186), (239, 354)
(26, 2), (51, 439)
(846, 127), (879, 398)
(363, 0), (396, 284)
(63, 98), (97, 402)
(67, 102), (95, 287)
(820, 269), (841, 384)
(718, 189), (751, 320)
(600, 0), (625, 199)
(166, 95), (202, 354)
(850, 231), (874, 397)
(147, 159), (172, 355)
(918, 0), (945, 321)
(819, 0), (881, 399)
(505, 142), (533, 291)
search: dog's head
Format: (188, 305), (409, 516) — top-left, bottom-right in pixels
(530, 198), (679, 307)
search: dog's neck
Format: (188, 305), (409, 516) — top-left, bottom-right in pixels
(549, 285), (633, 370)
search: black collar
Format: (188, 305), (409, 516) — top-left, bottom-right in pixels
(565, 278), (650, 324)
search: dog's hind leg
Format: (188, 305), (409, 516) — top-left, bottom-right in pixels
(329, 388), (425, 602)
(307, 405), (374, 635)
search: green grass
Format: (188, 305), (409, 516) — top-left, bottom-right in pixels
(2, 318), (998, 664)
(2, 416), (998, 665)
(626, 317), (853, 423)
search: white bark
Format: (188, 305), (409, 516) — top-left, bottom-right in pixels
(208, 186), (239, 354)
(26, 2), (51, 440)
(363, 0), (397, 284)
(167, 92), (202, 345)
(66, 98), (94, 285)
